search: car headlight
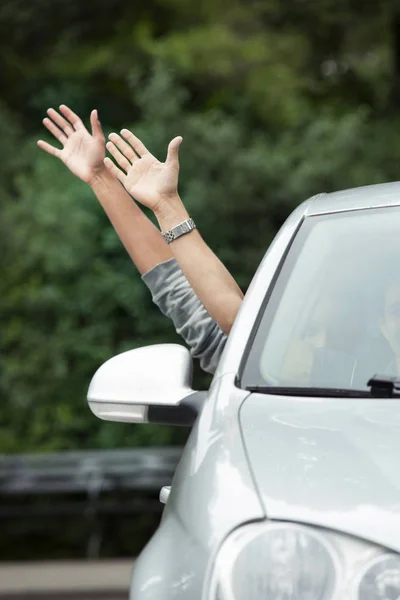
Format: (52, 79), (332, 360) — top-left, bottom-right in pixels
(358, 554), (400, 599)
(206, 522), (400, 600)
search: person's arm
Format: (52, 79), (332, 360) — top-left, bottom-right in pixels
(90, 169), (228, 372)
(103, 129), (244, 334)
(142, 258), (227, 373)
(37, 105), (172, 273)
(37, 106), (227, 369)
(89, 170), (228, 371)
(153, 194), (243, 334)
(89, 169), (173, 274)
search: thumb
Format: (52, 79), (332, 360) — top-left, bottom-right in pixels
(90, 109), (105, 140)
(166, 136), (183, 168)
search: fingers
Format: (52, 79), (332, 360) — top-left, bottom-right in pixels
(120, 129), (150, 157)
(47, 108), (74, 137)
(103, 157), (126, 184)
(42, 117), (68, 145)
(90, 109), (105, 140)
(59, 105), (86, 131)
(166, 136), (183, 168)
(37, 139), (62, 158)
(108, 132), (139, 162)
(106, 141), (132, 173)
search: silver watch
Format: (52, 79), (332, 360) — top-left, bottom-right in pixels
(161, 218), (196, 244)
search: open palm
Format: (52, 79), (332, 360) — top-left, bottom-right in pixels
(104, 129), (183, 211)
(37, 105), (105, 184)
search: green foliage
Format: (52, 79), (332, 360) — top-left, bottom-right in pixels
(1, 0), (400, 455)
(0, 140), (186, 451)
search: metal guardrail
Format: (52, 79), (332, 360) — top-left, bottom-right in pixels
(0, 448), (183, 559)
(0, 447), (182, 495)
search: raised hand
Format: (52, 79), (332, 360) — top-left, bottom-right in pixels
(103, 129), (183, 212)
(37, 106), (106, 185)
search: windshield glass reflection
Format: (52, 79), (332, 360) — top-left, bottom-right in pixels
(245, 207), (400, 391)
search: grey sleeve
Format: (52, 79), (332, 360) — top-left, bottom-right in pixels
(142, 258), (227, 374)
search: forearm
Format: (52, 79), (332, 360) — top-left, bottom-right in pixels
(154, 194), (244, 334)
(90, 169), (172, 274)
(90, 170), (228, 368)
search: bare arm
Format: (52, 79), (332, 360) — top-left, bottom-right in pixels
(153, 194), (243, 334)
(37, 106), (227, 371)
(89, 171), (229, 370)
(104, 130), (244, 334)
(89, 170), (172, 274)
(37, 105), (172, 274)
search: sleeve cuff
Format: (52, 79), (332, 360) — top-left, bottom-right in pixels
(141, 258), (181, 293)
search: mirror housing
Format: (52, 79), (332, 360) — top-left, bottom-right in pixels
(87, 344), (205, 426)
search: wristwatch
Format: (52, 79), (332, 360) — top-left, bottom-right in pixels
(161, 218), (197, 244)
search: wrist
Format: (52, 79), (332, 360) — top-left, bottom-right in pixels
(154, 195), (190, 231)
(88, 167), (114, 190)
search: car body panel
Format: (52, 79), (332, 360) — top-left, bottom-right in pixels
(240, 393), (400, 552)
(130, 509), (207, 600)
(214, 196), (321, 380)
(128, 184), (400, 599)
(306, 181), (400, 216)
(130, 374), (265, 600)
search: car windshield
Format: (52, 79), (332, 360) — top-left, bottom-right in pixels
(241, 206), (400, 392)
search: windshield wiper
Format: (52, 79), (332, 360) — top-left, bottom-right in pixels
(245, 386), (370, 398)
(247, 375), (400, 398)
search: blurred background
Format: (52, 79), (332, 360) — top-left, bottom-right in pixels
(1, 0), (400, 595)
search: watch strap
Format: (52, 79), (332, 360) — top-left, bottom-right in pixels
(162, 218), (196, 244)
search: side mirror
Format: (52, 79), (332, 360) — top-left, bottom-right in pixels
(87, 344), (206, 427)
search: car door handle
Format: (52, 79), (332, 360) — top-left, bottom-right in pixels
(159, 485), (171, 504)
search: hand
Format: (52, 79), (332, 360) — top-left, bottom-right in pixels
(37, 105), (106, 185)
(103, 129), (183, 212)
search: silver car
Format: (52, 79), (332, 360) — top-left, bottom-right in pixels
(87, 182), (400, 599)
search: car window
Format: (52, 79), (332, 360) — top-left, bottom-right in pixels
(240, 206), (400, 391)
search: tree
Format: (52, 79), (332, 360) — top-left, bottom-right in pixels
(2, 2), (400, 454)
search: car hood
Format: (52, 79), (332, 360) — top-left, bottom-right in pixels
(240, 393), (400, 553)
